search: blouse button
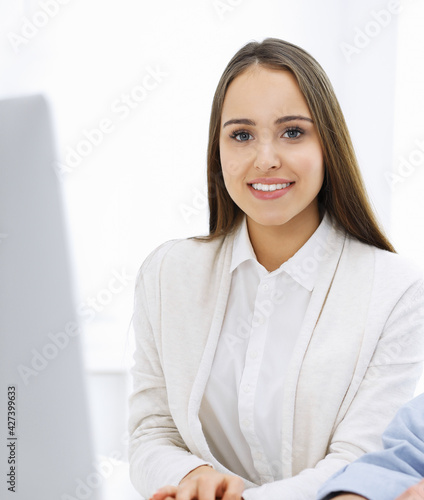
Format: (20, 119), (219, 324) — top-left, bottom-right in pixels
(256, 464), (268, 475)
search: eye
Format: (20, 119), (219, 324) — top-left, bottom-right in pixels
(230, 130), (253, 142)
(283, 127), (303, 139)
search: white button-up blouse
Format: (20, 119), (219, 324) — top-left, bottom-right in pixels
(199, 213), (331, 484)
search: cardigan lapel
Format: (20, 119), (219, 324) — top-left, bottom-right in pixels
(280, 219), (347, 477)
(186, 232), (236, 460)
(290, 234), (375, 475)
(160, 232), (236, 458)
(280, 224), (377, 478)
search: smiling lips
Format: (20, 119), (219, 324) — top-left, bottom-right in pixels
(251, 182), (292, 192)
(248, 178), (294, 200)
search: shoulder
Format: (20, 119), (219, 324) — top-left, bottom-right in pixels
(373, 246), (423, 285)
(136, 233), (233, 288)
(134, 234), (234, 319)
(344, 232), (424, 289)
(372, 248), (424, 314)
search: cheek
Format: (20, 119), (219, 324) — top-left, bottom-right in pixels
(293, 145), (324, 178)
(220, 145), (255, 178)
(221, 159), (242, 178)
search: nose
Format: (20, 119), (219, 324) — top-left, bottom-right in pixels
(254, 141), (282, 172)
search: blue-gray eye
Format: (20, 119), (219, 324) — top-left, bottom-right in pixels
(283, 127), (302, 139)
(231, 130), (252, 142)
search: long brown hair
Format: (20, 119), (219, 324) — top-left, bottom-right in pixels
(200, 37), (394, 253)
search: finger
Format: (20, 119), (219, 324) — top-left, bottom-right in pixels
(413, 479), (424, 497)
(220, 476), (245, 500)
(396, 483), (424, 500)
(152, 485), (178, 500)
(175, 480), (200, 500)
(197, 476), (225, 500)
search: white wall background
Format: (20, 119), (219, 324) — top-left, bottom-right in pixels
(392, 0), (424, 264)
(1, 0), (423, 493)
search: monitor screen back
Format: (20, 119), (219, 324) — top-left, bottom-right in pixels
(0, 94), (100, 500)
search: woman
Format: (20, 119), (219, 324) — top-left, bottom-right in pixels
(128, 38), (424, 500)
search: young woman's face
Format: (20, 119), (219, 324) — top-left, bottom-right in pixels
(219, 66), (325, 228)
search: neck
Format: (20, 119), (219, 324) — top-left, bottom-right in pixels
(247, 203), (321, 272)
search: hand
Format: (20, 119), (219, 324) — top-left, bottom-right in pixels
(395, 479), (424, 500)
(150, 465), (245, 500)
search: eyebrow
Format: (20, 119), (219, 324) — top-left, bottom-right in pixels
(222, 115), (314, 128)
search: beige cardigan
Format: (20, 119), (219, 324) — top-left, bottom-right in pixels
(129, 217), (424, 500)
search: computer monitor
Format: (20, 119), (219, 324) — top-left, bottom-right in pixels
(0, 94), (101, 500)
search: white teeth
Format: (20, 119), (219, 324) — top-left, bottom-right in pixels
(251, 182), (291, 192)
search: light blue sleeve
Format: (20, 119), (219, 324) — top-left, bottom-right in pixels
(316, 394), (424, 500)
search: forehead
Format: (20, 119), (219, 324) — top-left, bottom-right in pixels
(221, 66), (311, 120)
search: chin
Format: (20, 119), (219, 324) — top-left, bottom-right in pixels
(249, 212), (295, 227)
